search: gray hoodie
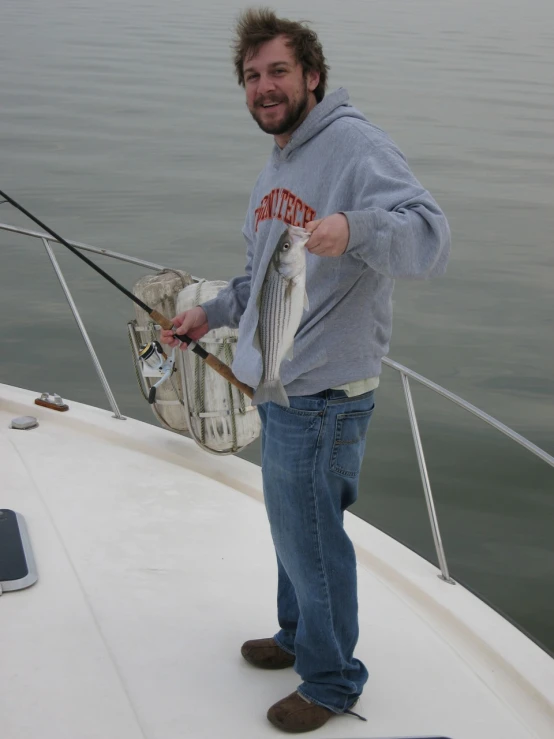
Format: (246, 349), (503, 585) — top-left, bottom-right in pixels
(202, 88), (451, 396)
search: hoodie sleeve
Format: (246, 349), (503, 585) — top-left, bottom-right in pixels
(341, 137), (451, 279)
(200, 224), (253, 330)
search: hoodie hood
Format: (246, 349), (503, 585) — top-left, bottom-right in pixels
(274, 88), (368, 162)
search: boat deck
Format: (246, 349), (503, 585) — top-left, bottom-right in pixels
(1, 384), (553, 739)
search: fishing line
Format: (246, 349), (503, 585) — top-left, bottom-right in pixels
(0, 190), (157, 313)
(0, 189), (254, 400)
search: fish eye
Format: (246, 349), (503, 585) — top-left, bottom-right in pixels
(282, 241), (290, 250)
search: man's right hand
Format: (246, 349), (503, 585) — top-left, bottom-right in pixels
(160, 306), (210, 349)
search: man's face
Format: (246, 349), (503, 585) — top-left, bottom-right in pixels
(243, 35), (319, 140)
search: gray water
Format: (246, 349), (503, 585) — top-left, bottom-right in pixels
(1, 0), (553, 653)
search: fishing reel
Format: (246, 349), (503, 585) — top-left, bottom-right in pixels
(137, 341), (176, 405)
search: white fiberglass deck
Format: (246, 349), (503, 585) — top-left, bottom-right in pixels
(1, 383), (553, 739)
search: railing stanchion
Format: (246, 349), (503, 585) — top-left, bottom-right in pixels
(401, 372), (454, 583)
(41, 238), (125, 420)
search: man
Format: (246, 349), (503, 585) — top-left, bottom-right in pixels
(161, 8), (450, 733)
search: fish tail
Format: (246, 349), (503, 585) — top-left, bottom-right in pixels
(252, 379), (289, 407)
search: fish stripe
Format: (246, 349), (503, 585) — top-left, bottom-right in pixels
(261, 269), (290, 382)
(262, 270), (275, 380)
(271, 275), (280, 379)
(269, 273), (282, 380)
(264, 275), (272, 379)
(267, 272), (276, 378)
(276, 276), (284, 376)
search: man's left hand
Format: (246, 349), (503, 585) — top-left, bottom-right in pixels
(305, 213), (350, 257)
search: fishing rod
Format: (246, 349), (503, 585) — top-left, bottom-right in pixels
(0, 189), (254, 400)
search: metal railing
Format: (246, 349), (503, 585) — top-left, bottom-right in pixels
(0, 222), (167, 421)
(1, 221), (553, 583)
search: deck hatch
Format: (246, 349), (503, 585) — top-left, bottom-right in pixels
(0, 510), (38, 592)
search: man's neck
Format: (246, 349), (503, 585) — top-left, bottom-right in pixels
(274, 94), (318, 149)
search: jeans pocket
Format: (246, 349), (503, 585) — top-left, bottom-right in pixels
(278, 405), (323, 418)
(330, 409), (374, 478)
(275, 395), (325, 418)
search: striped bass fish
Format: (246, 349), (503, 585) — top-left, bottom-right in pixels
(252, 225), (310, 407)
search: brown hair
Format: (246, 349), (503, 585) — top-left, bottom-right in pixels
(233, 8), (329, 103)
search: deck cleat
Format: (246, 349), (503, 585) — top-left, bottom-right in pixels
(34, 392), (69, 411)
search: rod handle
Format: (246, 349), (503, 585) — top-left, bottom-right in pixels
(149, 309), (255, 400)
(203, 353), (254, 400)
(150, 310), (175, 332)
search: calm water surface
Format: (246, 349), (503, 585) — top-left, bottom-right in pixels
(1, 0), (553, 652)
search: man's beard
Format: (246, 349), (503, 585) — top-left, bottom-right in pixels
(250, 83), (310, 136)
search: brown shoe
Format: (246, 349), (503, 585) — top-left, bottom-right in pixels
(241, 638), (295, 670)
(267, 691), (334, 733)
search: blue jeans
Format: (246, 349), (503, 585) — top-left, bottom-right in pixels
(257, 388), (375, 713)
